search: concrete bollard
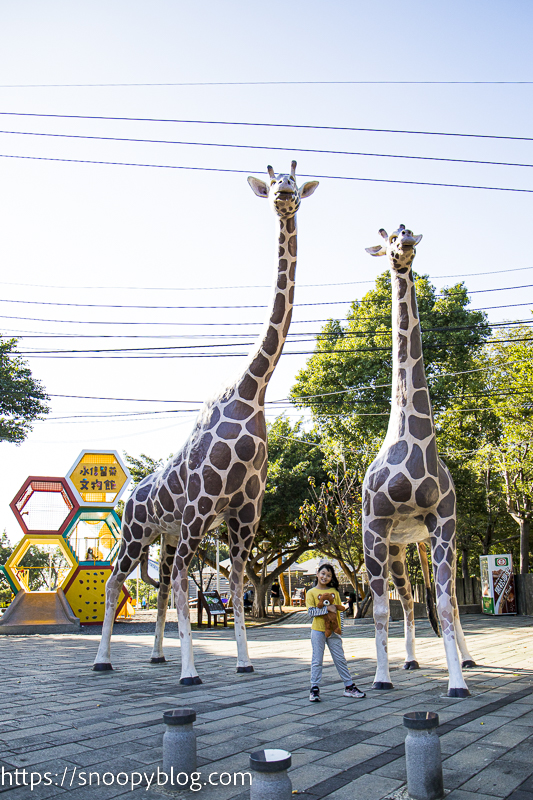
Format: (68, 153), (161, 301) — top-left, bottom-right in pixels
(403, 711), (444, 800)
(162, 708), (197, 779)
(249, 749), (292, 800)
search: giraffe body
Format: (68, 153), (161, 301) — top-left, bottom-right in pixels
(93, 163), (318, 682)
(363, 225), (475, 697)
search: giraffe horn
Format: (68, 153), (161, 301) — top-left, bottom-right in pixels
(267, 165), (276, 180)
(290, 160), (297, 177)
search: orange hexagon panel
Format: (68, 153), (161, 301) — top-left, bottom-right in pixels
(66, 450), (131, 508)
(10, 477), (79, 536)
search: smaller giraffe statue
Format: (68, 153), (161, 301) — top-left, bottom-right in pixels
(363, 225), (476, 698)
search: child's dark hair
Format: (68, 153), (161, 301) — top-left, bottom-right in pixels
(313, 563), (339, 590)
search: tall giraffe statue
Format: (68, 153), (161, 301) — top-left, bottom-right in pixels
(363, 224), (476, 698)
(93, 162), (318, 683)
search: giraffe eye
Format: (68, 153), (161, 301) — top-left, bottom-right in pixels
(391, 236), (397, 243)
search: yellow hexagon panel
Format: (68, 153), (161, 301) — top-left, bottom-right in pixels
(63, 565), (130, 624)
(4, 533), (78, 594)
(66, 450), (131, 508)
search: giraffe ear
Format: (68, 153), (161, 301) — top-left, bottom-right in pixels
(247, 176), (269, 198)
(365, 245), (387, 257)
(413, 234), (423, 245)
(299, 180), (319, 198)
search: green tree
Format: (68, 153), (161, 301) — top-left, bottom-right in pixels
(291, 272), (489, 442)
(0, 337), (49, 443)
(0, 532), (14, 606)
(483, 326), (533, 572)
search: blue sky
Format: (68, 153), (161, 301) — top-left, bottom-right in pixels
(0, 1), (532, 538)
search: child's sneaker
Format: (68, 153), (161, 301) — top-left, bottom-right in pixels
(309, 686), (320, 702)
(343, 684), (366, 698)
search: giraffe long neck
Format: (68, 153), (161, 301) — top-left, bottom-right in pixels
(386, 268), (434, 442)
(235, 215), (296, 405)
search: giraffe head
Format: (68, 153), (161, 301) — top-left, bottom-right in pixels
(247, 161), (319, 218)
(366, 225), (423, 271)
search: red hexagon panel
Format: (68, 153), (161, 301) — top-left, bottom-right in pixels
(10, 477), (79, 536)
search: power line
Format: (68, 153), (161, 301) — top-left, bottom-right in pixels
(2, 80), (533, 88)
(0, 283), (529, 310)
(4, 321), (530, 344)
(1, 110), (532, 142)
(12, 335), (532, 358)
(0, 300), (531, 328)
(2, 153), (533, 194)
(1, 128), (532, 170)
(0, 265), (531, 292)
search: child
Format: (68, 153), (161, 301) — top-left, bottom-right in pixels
(306, 562), (366, 702)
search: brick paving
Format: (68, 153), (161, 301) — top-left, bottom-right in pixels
(0, 612), (532, 798)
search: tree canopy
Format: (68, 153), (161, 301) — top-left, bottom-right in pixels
(0, 337), (49, 443)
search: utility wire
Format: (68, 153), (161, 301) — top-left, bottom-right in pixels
(1, 152), (533, 194)
(1, 110), (532, 142)
(1, 80), (532, 87)
(12, 335), (532, 358)
(0, 300), (531, 328)
(1, 128), (533, 170)
(0, 265), (531, 291)
(0, 283), (529, 310)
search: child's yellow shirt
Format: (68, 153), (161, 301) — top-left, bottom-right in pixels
(306, 586), (343, 633)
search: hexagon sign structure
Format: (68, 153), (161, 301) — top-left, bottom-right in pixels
(66, 450), (131, 508)
(64, 509), (121, 565)
(10, 477), (79, 536)
(4, 533), (78, 594)
(63, 565), (130, 624)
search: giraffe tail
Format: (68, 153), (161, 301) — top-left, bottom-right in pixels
(417, 542), (441, 638)
(140, 548), (160, 589)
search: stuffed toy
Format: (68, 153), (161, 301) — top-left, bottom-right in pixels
(317, 592), (344, 637)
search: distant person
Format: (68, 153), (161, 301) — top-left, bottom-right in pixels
(270, 581), (283, 614)
(344, 590), (357, 617)
(243, 588), (254, 611)
(141, 597), (147, 610)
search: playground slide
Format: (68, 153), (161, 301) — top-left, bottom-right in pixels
(0, 589), (80, 634)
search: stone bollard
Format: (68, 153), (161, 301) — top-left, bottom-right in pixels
(162, 708), (197, 780)
(403, 712), (444, 800)
(249, 749), (292, 800)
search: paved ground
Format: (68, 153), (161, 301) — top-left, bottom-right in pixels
(0, 612), (532, 799)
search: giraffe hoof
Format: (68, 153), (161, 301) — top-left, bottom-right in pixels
(372, 682), (394, 690)
(236, 666), (254, 673)
(462, 660), (476, 669)
(180, 676), (203, 685)
(403, 661), (420, 670)
(150, 657), (166, 664)
(448, 687), (470, 698)
(92, 663), (113, 672)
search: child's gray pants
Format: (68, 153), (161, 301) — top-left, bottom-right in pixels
(310, 630), (352, 687)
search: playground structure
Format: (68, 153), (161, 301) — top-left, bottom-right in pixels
(0, 450), (133, 633)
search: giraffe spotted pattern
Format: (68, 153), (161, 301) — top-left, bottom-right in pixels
(363, 225), (475, 698)
(93, 162), (318, 683)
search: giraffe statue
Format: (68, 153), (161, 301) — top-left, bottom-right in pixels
(362, 224), (476, 698)
(93, 162), (318, 683)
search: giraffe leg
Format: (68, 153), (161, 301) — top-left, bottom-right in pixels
(150, 537), (178, 664)
(451, 568), (476, 669)
(93, 550), (145, 670)
(389, 544), (418, 670)
(364, 515), (394, 689)
(228, 522), (256, 672)
(429, 512), (470, 697)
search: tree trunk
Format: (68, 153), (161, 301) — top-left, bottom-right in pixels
(520, 518), (531, 574)
(251, 579), (269, 618)
(461, 547), (470, 580)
